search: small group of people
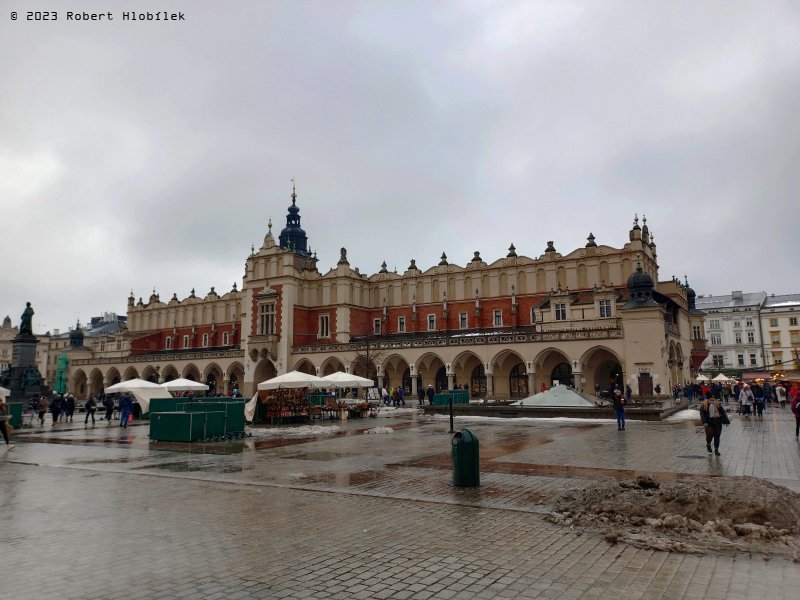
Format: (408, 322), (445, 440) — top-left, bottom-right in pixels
(380, 385), (406, 407)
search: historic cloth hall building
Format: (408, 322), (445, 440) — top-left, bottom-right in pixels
(69, 189), (707, 400)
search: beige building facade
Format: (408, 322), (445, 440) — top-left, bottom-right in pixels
(63, 191), (707, 401)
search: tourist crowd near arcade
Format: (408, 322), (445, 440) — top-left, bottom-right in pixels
(49, 188), (708, 400)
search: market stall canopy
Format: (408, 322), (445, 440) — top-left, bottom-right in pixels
(712, 373), (732, 382)
(695, 375), (710, 382)
(257, 370), (328, 390)
(0, 386), (9, 399)
(320, 371), (375, 388)
(160, 378), (209, 392)
(104, 378), (163, 394)
(103, 378), (165, 415)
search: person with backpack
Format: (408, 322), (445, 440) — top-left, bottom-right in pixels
(700, 392), (730, 456)
(738, 384), (754, 416)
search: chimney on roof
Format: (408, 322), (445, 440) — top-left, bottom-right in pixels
(732, 291), (743, 301)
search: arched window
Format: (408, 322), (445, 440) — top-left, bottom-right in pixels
(471, 364), (486, 397)
(435, 366), (448, 392)
(509, 363), (528, 397)
(551, 362), (573, 387)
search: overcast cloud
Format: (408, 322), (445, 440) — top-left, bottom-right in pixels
(1, 0), (798, 334)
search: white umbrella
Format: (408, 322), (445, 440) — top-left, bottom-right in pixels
(160, 378), (209, 392)
(695, 375), (710, 382)
(0, 386), (10, 399)
(711, 373), (732, 382)
(104, 378), (163, 394)
(320, 371), (375, 388)
(257, 370), (328, 390)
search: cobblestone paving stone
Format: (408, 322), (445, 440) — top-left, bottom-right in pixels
(1, 405), (799, 599)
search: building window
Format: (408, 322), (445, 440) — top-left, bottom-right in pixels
(318, 315), (330, 338)
(427, 314), (436, 331)
(746, 318), (753, 327)
(773, 353), (783, 365)
(373, 319), (381, 335)
(747, 331), (755, 343)
(183, 335), (189, 348)
(710, 333), (721, 345)
(709, 319), (720, 329)
(116, 340), (121, 351)
(459, 312), (468, 329)
(599, 299), (612, 318)
(493, 309), (503, 327)
(165, 337), (172, 350)
(692, 325), (701, 340)
(202, 333), (209, 347)
(530, 308), (536, 325)
(222, 331), (229, 346)
(712, 354), (724, 367)
(769, 318), (778, 327)
(771, 333), (780, 346)
(555, 303), (567, 321)
(100, 342), (106, 352)
(749, 353), (757, 366)
(737, 354), (745, 366)
(397, 317), (406, 333)
(791, 317), (798, 326)
(733, 320), (741, 328)
(735, 332), (742, 344)
(258, 302), (276, 335)
(791, 332), (799, 345)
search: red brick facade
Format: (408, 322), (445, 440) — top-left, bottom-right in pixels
(130, 322), (239, 355)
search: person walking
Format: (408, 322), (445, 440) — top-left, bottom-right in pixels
(65, 394), (76, 422)
(739, 384), (754, 416)
(0, 398), (14, 449)
(775, 383), (787, 409)
(700, 393), (729, 455)
(27, 396), (39, 427)
(392, 387), (400, 408)
(398, 385), (405, 406)
(612, 388), (626, 430)
(50, 395), (62, 425)
(425, 385), (434, 405)
(625, 384), (632, 404)
(417, 385), (425, 406)
(84, 396), (97, 425)
(119, 394), (133, 428)
(37, 395), (48, 426)
(102, 394), (115, 423)
(381, 386), (389, 406)
(792, 391), (800, 438)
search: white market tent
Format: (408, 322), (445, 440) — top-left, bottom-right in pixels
(320, 371), (375, 388)
(256, 370), (328, 390)
(696, 375), (710, 382)
(160, 378), (209, 393)
(712, 373), (733, 383)
(104, 378), (166, 414)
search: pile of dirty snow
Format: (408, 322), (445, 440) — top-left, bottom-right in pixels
(364, 427), (393, 435)
(664, 409), (701, 423)
(547, 475), (800, 557)
(247, 425), (341, 437)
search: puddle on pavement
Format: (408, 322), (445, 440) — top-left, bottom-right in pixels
(132, 461), (250, 474)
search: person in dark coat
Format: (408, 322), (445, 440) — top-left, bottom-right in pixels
(612, 389), (626, 430)
(102, 395), (115, 423)
(425, 385), (434, 405)
(84, 396), (97, 425)
(65, 394), (76, 422)
(700, 393), (729, 455)
(417, 386), (425, 405)
(119, 394), (133, 428)
(50, 396), (62, 425)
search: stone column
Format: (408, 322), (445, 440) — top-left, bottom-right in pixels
(377, 375), (384, 390)
(447, 374), (454, 390)
(485, 363), (494, 398)
(527, 372), (535, 396)
(572, 371), (583, 393)
(411, 376), (418, 397)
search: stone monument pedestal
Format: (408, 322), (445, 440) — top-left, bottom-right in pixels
(4, 334), (46, 401)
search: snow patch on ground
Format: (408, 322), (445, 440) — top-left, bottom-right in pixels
(247, 425), (342, 437)
(665, 409), (701, 423)
(364, 427), (394, 435)
(433, 414), (619, 424)
(372, 407), (420, 418)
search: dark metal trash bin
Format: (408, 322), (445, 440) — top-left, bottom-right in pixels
(452, 428), (480, 487)
(8, 402), (24, 429)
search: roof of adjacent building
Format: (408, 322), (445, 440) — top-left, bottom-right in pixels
(695, 291), (767, 310)
(763, 293), (800, 309)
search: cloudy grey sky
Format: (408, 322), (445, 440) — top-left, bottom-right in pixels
(2, 0), (798, 334)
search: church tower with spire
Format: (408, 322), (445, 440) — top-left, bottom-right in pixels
(278, 181), (311, 257)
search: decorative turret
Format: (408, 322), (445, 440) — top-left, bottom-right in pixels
(439, 252), (448, 266)
(641, 214), (650, 243)
(507, 244), (517, 258)
(545, 241), (556, 253)
(622, 262), (658, 308)
(231, 282), (238, 293)
(69, 321), (85, 348)
(379, 261), (388, 273)
(338, 247), (350, 266)
(586, 233), (597, 248)
(128, 290), (135, 308)
(684, 275), (699, 313)
(408, 259), (418, 271)
(629, 214), (642, 241)
(262, 218), (275, 249)
(278, 180), (311, 256)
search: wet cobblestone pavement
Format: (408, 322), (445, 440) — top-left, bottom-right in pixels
(2, 406), (800, 599)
